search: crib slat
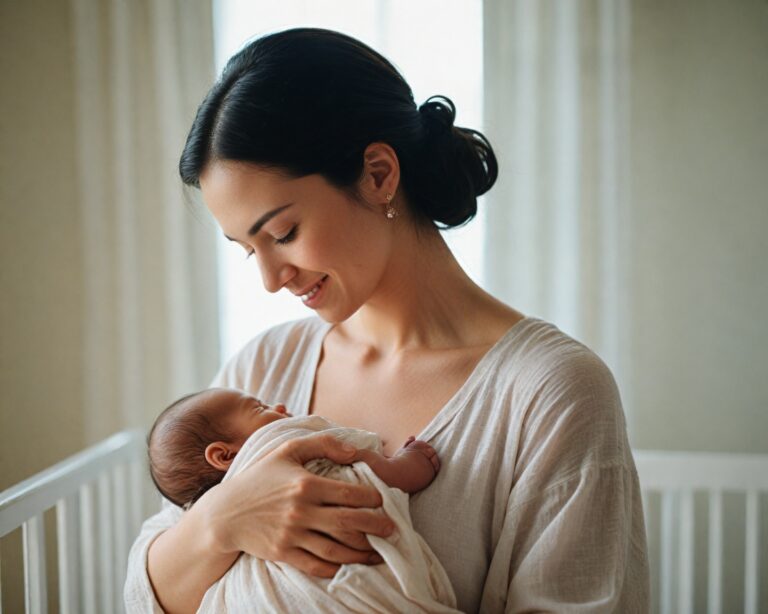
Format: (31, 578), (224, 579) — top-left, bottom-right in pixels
(56, 494), (81, 614)
(23, 513), (47, 614)
(641, 490), (652, 605)
(79, 483), (97, 614)
(744, 490), (759, 614)
(129, 459), (143, 538)
(678, 490), (694, 614)
(660, 491), (675, 614)
(113, 464), (128, 614)
(97, 473), (115, 614)
(641, 490), (651, 542)
(708, 490), (722, 614)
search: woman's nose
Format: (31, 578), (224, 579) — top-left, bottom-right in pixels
(257, 257), (296, 294)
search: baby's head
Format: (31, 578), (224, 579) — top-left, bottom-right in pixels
(147, 387), (290, 508)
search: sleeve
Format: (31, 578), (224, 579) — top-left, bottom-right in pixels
(124, 498), (183, 613)
(483, 351), (650, 613)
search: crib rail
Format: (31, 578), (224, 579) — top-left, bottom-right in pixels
(635, 450), (768, 614)
(0, 429), (146, 614)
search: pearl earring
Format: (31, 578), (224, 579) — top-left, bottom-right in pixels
(384, 193), (398, 219)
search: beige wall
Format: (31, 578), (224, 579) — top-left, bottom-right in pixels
(0, 1), (85, 491)
(628, 0), (768, 454)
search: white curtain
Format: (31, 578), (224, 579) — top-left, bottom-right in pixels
(71, 0), (220, 443)
(482, 0), (633, 406)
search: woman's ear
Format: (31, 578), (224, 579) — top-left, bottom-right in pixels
(361, 142), (400, 207)
(204, 441), (240, 471)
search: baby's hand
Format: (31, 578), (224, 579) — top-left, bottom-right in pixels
(398, 437), (440, 474)
(388, 437), (440, 492)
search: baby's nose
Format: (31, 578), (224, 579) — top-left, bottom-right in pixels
(274, 404), (287, 414)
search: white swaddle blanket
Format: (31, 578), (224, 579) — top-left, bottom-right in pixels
(198, 415), (459, 614)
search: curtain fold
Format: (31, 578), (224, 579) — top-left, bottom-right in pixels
(482, 0), (633, 407)
(72, 0), (219, 442)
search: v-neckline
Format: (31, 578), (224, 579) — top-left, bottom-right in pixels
(299, 316), (534, 441)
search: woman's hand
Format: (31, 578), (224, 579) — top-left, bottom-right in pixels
(202, 432), (395, 578)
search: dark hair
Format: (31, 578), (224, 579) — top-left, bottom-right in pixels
(179, 27), (497, 229)
(147, 390), (237, 508)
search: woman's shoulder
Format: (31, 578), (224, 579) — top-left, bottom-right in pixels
(495, 316), (616, 389)
(212, 316), (330, 388)
(488, 317), (625, 438)
(497, 317), (630, 464)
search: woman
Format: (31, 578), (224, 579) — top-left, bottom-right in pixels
(125, 27), (649, 613)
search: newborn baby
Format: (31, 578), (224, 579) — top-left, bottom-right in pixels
(148, 387), (441, 510)
(146, 387), (459, 613)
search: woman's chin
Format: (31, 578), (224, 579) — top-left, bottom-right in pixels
(314, 307), (351, 324)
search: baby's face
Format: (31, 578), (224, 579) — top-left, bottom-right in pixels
(208, 388), (292, 442)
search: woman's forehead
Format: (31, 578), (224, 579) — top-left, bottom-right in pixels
(200, 161), (293, 207)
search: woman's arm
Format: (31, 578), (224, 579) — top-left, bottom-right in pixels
(146, 503), (238, 614)
(143, 433), (395, 614)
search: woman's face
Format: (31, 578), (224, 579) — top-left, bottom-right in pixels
(199, 159), (395, 322)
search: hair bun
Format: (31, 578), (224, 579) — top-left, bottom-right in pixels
(409, 93), (498, 228)
(418, 95), (456, 133)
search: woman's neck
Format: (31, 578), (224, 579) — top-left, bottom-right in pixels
(340, 222), (510, 356)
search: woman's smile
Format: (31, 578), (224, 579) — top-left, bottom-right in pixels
(300, 274), (329, 308)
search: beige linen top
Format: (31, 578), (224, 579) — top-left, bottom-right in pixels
(124, 316), (650, 613)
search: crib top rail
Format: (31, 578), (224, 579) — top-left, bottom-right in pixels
(0, 429), (145, 537)
(634, 449), (768, 492)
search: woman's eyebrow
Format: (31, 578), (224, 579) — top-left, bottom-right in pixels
(223, 202), (294, 241)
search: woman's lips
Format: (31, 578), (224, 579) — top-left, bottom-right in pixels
(301, 275), (329, 307)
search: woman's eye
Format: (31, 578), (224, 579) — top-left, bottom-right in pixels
(275, 225), (298, 245)
(243, 225), (297, 257)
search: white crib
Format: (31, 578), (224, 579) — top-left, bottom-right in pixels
(1, 433), (766, 613)
(0, 430), (146, 614)
(634, 450), (768, 614)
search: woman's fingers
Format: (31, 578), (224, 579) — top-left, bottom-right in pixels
(321, 528), (375, 552)
(300, 530), (383, 566)
(302, 474), (384, 509)
(313, 505), (395, 540)
(281, 547), (341, 579)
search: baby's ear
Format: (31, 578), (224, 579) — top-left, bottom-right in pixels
(204, 441), (239, 471)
